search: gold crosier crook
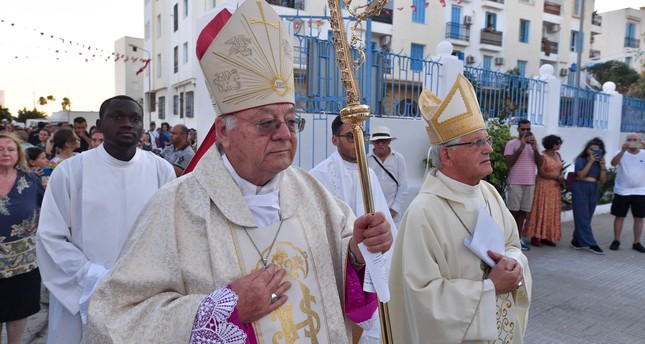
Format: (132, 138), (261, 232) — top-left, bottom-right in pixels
(326, 1), (392, 343)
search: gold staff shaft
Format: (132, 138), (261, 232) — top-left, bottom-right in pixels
(326, 1), (392, 343)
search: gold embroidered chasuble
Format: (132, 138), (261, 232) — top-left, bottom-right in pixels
(389, 169), (532, 344)
(234, 218), (332, 343)
(86, 147), (357, 343)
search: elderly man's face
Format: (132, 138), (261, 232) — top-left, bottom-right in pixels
(372, 139), (391, 156)
(218, 104), (297, 185)
(442, 129), (493, 186)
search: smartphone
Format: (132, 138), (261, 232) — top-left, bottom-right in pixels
(592, 149), (603, 159)
(42, 167), (53, 176)
(628, 141), (642, 149)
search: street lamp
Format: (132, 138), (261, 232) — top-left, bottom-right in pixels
(129, 44), (152, 125)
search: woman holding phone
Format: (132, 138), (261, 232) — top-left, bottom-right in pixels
(570, 137), (607, 254)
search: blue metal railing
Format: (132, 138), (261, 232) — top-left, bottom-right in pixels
(559, 85), (609, 128)
(622, 97), (645, 133)
(463, 66), (546, 125)
(291, 33), (440, 118)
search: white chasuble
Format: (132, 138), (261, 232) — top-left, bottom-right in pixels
(389, 169), (532, 344)
(233, 217), (330, 343)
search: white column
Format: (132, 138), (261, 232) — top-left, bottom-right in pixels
(426, 41), (464, 98)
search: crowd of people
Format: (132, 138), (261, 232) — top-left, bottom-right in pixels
(1, 1), (643, 343)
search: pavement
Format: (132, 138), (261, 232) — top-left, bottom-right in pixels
(5, 213), (645, 343)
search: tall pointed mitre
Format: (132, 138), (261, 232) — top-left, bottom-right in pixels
(418, 74), (486, 144)
(184, 0), (294, 174)
(196, 0), (295, 116)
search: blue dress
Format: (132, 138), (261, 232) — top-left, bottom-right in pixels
(0, 170), (44, 322)
(572, 157), (602, 247)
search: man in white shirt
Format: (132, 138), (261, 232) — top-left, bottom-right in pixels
(609, 133), (645, 253)
(36, 95), (176, 344)
(309, 115), (396, 344)
(368, 126), (408, 224)
(146, 121), (159, 150)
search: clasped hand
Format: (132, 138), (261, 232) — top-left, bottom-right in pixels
(487, 251), (523, 295)
(349, 212), (393, 265)
(229, 264), (291, 324)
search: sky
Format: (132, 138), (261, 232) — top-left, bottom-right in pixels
(0, 1), (144, 116)
(1, 0), (643, 117)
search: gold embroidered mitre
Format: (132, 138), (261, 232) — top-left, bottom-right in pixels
(196, 0), (294, 116)
(418, 74), (486, 144)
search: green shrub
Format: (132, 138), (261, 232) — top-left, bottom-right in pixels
(484, 118), (514, 199)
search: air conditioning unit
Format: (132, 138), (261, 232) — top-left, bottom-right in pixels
(547, 24), (560, 33)
(379, 35), (392, 48)
(466, 55), (475, 64)
(464, 15), (473, 25)
(559, 68), (569, 76)
(494, 57), (505, 65)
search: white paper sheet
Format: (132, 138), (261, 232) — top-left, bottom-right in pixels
(358, 243), (390, 302)
(464, 207), (505, 267)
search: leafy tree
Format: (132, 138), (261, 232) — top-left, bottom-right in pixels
(627, 69), (645, 99)
(61, 97), (71, 111)
(587, 60), (640, 95)
(0, 106), (13, 122)
(16, 107), (47, 123)
(484, 117), (514, 199)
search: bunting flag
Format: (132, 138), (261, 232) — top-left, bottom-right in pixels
(0, 18), (150, 74)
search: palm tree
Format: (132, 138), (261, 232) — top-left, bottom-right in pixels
(38, 96), (48, 111)
(61, 97), (71, 111)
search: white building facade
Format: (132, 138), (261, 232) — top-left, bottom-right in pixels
(593, 7), (644, 74)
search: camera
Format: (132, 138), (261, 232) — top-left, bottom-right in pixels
(592, 149), (603, 160)
(628, 141), (642, 149)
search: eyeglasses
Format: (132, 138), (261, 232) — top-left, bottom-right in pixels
(336, 132), (370, 143)
(243, 116), (306, 135)
(445, 136), (493, 150)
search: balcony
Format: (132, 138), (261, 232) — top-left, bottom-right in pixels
(544, 1), (561, 15)
(592, 13), (602, 26)
(445, 22), (471, 42)
(589, 49), (601, 59)
(267, 0), (304, 10)
(625, 37), (640, 48)
(482, 0), (505, 10)
(372, 9), (393, 24)
(541, 39), (558, 56)
(480, 29), (503, 46)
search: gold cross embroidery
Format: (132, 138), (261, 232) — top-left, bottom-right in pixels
(249, 1), (279, 28)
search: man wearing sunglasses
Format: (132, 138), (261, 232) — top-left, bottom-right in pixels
(86, 2), (392, 343)
(389, 75), (531, 344)
(504, 119), (542, 250)
(309, 115), (397, 343)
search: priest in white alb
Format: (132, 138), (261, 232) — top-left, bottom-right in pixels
(388, 75), (532, 343)
(36, 96), (176, 344)
(85, 1), (392, 343)
(309, 114), (397, 344)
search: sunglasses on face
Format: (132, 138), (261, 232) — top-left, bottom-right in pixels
(336, 131), (370, 143)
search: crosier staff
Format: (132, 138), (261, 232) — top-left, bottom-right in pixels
(326, 0), (392, 343)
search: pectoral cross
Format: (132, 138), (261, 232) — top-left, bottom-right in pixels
(250, 1), (279, 28)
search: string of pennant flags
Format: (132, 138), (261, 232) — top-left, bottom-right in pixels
(0, 18), (150, 75)
(2, 0), (456, 74)
(383, 0), (460, 15)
